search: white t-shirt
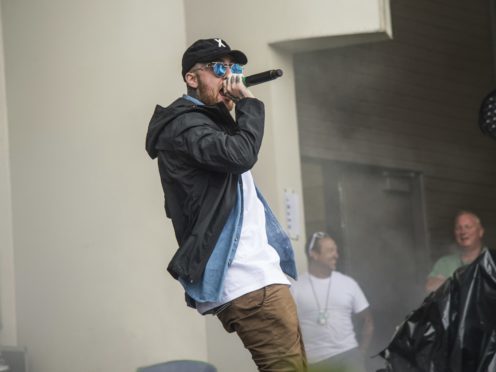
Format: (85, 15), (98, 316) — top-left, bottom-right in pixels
(197, 171), (290, 314)
(291, 271), (369, 363)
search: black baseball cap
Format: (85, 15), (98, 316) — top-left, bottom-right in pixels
(181, 38), (248, 80)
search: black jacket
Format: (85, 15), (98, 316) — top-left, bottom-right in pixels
(146, 97), (265, 283)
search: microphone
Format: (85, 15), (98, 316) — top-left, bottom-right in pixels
(243, 69), (283, 87)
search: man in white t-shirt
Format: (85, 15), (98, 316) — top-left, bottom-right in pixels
(291, 232), (374, 372)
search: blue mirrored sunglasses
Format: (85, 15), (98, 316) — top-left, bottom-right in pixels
(205, 62), (244, 77)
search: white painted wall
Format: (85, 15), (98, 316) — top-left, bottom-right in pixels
(0, 4), (17, 347)
(1, 1), (208, 371)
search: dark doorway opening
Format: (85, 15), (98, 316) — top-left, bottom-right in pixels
(302, 158), (430, 369)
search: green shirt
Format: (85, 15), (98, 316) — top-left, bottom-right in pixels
(428, 253), (464, 278)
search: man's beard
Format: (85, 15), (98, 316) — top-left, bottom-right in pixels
(197, 79), (234, 111)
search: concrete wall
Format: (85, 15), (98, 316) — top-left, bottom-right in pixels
(1, 1), (209, 371)
(0, 4), (17, 347)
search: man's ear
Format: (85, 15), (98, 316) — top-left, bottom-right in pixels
(185, 72), (198, 89)
(309, 249), (319, 261)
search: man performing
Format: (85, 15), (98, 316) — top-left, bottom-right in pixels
(145, 38), (307, 372)
(425, 210), (486, 293)
(291, 232), (373, 372)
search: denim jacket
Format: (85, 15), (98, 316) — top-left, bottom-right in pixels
(180, 180), (297, 305)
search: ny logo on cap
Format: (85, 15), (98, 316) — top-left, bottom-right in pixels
(214, 38), (226, 48)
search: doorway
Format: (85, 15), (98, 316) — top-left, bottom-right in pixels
(302, 158), (430, 368)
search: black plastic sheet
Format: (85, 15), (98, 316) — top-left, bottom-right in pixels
(379, 249), (496, 372)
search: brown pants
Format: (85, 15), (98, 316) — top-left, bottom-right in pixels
(217, 284), (308, 372)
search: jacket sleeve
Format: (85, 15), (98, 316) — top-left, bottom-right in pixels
(173, 98), (265, 174)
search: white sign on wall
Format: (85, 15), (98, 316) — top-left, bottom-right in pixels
(284, 188), (300, 240)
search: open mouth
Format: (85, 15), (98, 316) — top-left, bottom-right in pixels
(219, 89), (232, 102)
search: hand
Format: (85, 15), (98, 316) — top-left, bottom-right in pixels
(222, 74), (255, 102)
(425, 276), (446, 293)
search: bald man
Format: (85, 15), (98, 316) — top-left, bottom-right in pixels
(291, 232), (373, 372)
(425, 211), (485, 293)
